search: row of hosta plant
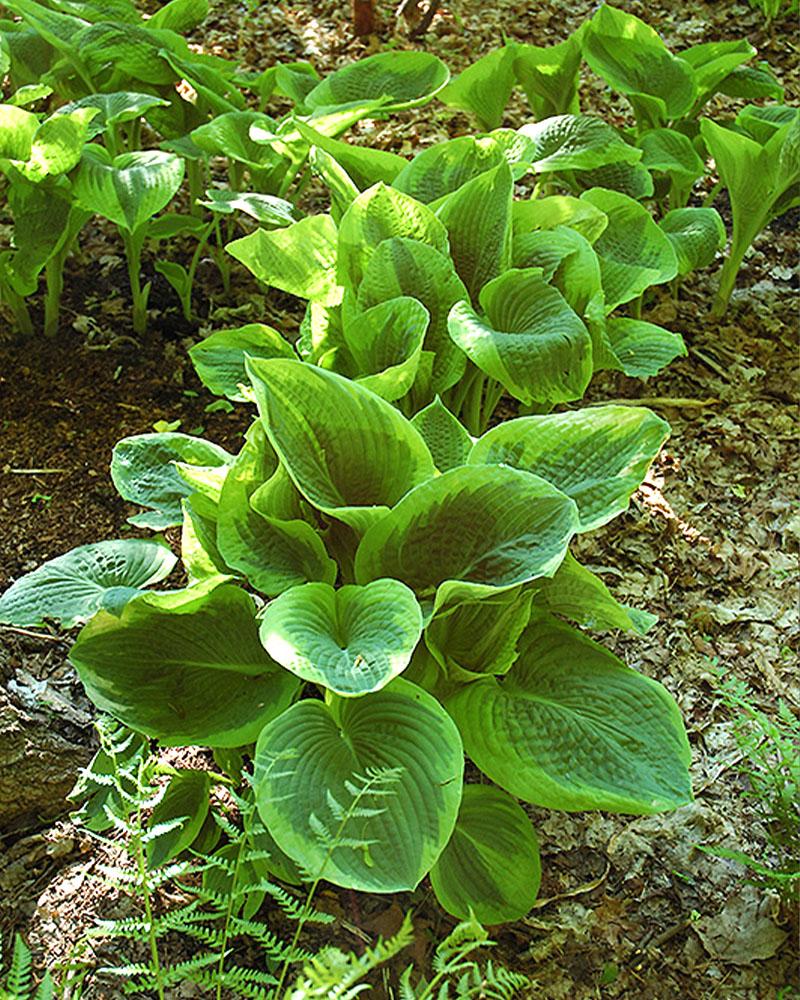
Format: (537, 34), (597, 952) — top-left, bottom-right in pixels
(1, 1), (797, 339)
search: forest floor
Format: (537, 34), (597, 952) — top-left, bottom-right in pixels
(1, 0), (798, 997)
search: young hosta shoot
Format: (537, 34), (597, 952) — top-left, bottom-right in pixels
(701, 109), (800, 315)
(2, 355), (696, 922)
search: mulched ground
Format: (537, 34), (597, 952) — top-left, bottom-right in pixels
(1, 0), (798, 996)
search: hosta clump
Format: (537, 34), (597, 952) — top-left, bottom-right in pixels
(227, 117), (701, 434)
(1, 361), (693, 924)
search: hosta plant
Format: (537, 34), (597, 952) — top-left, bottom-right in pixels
(1, 360), (693, 924)
(228, 123), (694, 434)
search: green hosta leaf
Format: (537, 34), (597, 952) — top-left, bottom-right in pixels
(426, 586), (534, 678)
(227, 215), (341, 304)
(469, 404), (669, 531)
(680, 39), (756, 105)
(735, 104), (798, 144)
(254, 678), (463, 892)
(181, 495), (229, 584)
(430, 785), (541, 923)
(582, 5), (696, 125)
(517, 114), (641, 174)
(660, 207), (726, 275)
(604, 317), (687, 378)
(79, 21), (175, 86)
(513, 35), (583, 118)
(434, 160), (513, 302)
(639, 128), (704, 187)
(111, 432), (232, 530)
(343, 296), (429, 401)
(718, 62), (784, 102)
(73, 146), (184, 232)
(512, 194), (608, 243)
(511, 226), (603, 321)
(305, 51), (449, 113)
(189, 324), (294, 401)
(357, 238), (468, 394)
(6, 183), (81, 293)
(355, 465), (579, 604)
(580, 188), (678, 311)
(309, 146), (360, 221)
(567, 159), (654, 201)
(8, 83), (53, 107)
(410, 396), (472, 473)
(148, 0), (208, 32)
(447, 614), (692, 811)
(0, 104), (39, 160)
(200, 189), (298, 227)
(447, 267), (593, 407)
(437, 45), (517, 131)
(532, 552), (656, 634)
(292, 117), (407, 188)
(191, 111), (285, 170)
(57, 92), (170, 139)
(146, 770), (210, 869)
(0, 539), (176, 628)
(259, 579), (423, 697)
(10, 107), (97, 181)
(246, 358), (435, 534)
(393, 135), (504, 205)
(337, 182), (449, 290)
(70, 582), (299, 747)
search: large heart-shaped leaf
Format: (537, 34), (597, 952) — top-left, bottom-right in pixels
(0, 538), (176, 628)
(73, 146), (184, 232)
(227, 215), (341, 305)
(57, 92), (170, 139)
(430, 785), (541, 923)
(447, 267), (593, 407)
(355, 465), (579, 604)
(191, 111), (285, 170)
(246, 358), (436, 534)
(604, 317), (687, 378)
(253, 678), (463, 892)
(512, 194), (608, 243)
(580, 188), (678, 311)
(639, 129), (704, 191)
(305, 51), (449, 113)
(357, 237), (469, 394)
(343, 296), (429, 401)
(434, 160), (513, 302)
(513, 35), (583, 119)
(337, 182), (449, 291)
(469, 404), (669, 531)
(259, 579), (422, 697)
(393, 135), (504, 205)
(516, 115), (641, 174)
(659, 207), (726, 276)
(446, 614), (692, 812)
(292, 117), (407, 189)
(437, 45), (517, 131)
(146, 769), (210, 869)
(189, 324), (294, 401)
(111, 432), (232, 530)
(70, 582), (299, 747)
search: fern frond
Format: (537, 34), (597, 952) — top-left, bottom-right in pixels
(5, 935), (33, 999)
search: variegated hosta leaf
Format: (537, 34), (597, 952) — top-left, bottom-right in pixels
(434, 160), (513, 303)
(357, 238), (469, 394)
(0, 539), (176, 628)
(354, 464), (579, 605)
(425, 586), (534, 678)
(199, 189), (298, 227)
(246, 358), (436, 534)
(430, 784), (541, 923)
(605, 317), (687, 378)
(111, 432), (232, 530)
(393, 135), (504, 205)
(659, 207), (726, 276)
(304, 50), (449, 113)
(580, 188), (678, 311)
(227, 215), (341, 305)
(70, 582), (299, 747)
(516, 114), (641, 174)
(512, 194), (608, 243)
(259, 579), (423, 696)
(447, 267), (593, 407)
(189, 324), (294, 401)
(469, 404), (669, 531)
(639, 128), (705, 187)
(513, 35), (583, 119)
(436, 45), (517, 131)
(532, 551), (657, 634)
(446, 613), (693, 812)
(410, 396), (473, 473)
(337, 182), (449, 291)
(56, 91), (170, 139)
(216, 422), (336, 597)
(72, 146), (184, 232)
(343, 296), (429, 401)
(292, 117), (406, 189)
(191, 111), (286, 170)
(253, 678), (463, 892)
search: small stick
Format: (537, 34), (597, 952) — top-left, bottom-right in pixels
(7, 468), (69, 475)
(0, 625), (68, 643)
(588, 397), (720, 409)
